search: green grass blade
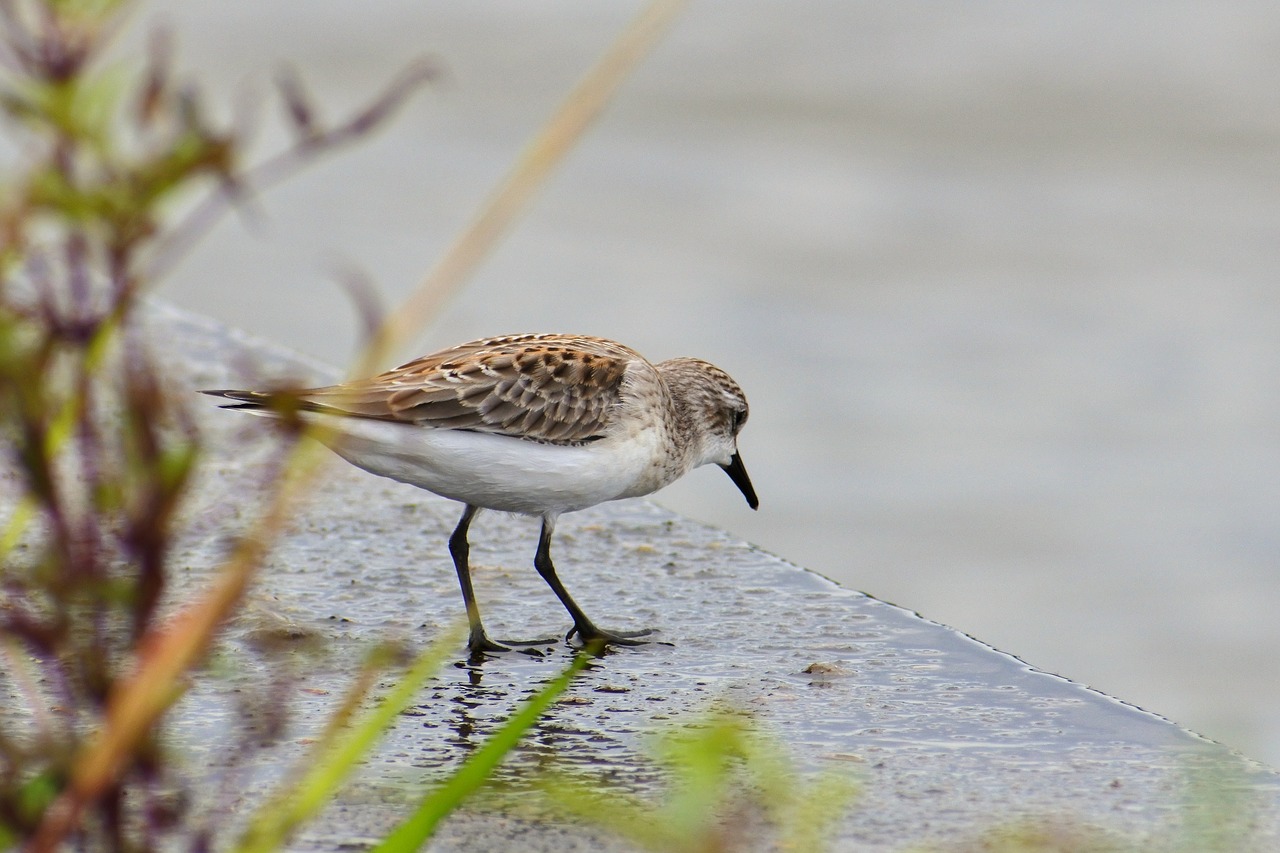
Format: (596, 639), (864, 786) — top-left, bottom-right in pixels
(0, 495), (36, 560)
(234, 625), (464, 853)
(373, 650), (593, 853)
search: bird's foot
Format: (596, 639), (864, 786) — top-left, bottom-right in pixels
(467, 630), (558, 657)
(566, 624), (655, 648)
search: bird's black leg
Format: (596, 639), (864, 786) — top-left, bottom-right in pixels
(449, 505), (556, 655)
(449, 505), (508, 654)
(533, 515), (652, 647)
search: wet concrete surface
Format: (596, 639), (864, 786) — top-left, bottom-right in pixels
(116, 302), (1278, 851)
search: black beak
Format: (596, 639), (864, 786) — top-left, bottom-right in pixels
(720, 452), (759, 510)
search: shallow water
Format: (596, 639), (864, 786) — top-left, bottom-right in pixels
(151, 2), (1280, 767)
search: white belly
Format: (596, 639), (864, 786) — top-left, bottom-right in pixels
(307, 415), (666, 515)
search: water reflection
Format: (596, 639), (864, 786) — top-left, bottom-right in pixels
(402, 647), (650, 788)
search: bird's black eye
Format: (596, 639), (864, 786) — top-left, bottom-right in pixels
(730, 407), (746, 434)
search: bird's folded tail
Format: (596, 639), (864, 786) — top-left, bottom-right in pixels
(200, 388), (379, 420)
(200, 389), (274, 410)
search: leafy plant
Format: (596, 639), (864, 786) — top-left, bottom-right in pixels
(515, 707), (858, 853)
(0, 0), (432, 848)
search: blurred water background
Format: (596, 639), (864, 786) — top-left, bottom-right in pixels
(147, 2), (1280, 766)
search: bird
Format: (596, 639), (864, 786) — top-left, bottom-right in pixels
(203, 333), (757, 655)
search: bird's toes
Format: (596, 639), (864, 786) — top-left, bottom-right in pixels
(468, 632), (560, 659)
(567, 624), (655, 647)
(467, 633), (512, 655)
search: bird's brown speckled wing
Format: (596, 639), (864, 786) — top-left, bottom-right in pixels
(299, 334), (642, 443)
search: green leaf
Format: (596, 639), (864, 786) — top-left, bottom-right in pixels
(525, 705), (859, 853)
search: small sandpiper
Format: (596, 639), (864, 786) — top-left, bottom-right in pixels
(204, 333), (757, 654)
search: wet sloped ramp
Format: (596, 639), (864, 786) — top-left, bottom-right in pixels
(150, 302), (1280, 851)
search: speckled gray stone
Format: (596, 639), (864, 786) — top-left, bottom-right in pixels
(35, 303), (1280, 850)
